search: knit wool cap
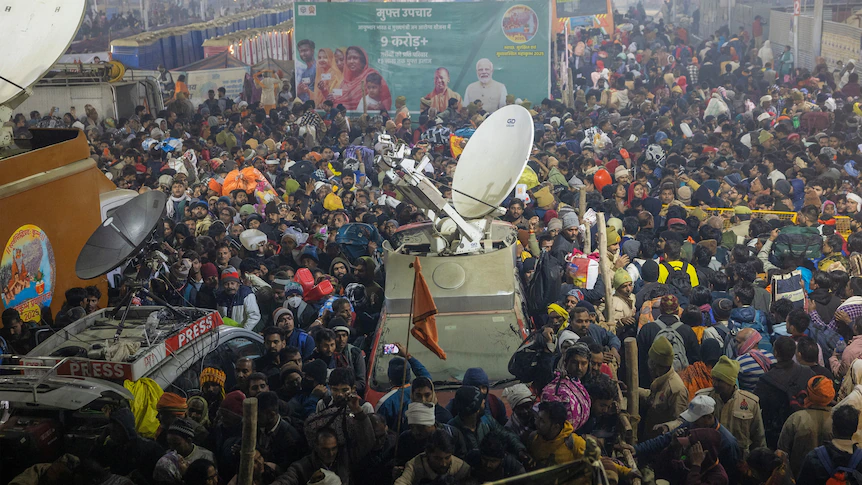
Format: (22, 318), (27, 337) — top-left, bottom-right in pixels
(641, 259), (660, 283)
(534, 186), (555, 208)
(805, 375), (835, 408)
(607, 217), (623, 235)
(200, 262), (219, 280)
(711, 356), (741, 386)
(648, 336), (675, 367)
(677, 186), (693, 205)
(463, 367), (490, 388)
(167, 417), (197, 441)
(705, 216), (725, 230)
(607, 226), (621, 246)
(200, 367), (226, 387)
(388, 357), (411, 386)
(502, 383), (534, 408)
(613, 268), (632, 289)
(453, 385), (484, 417)
(547, 218), (563, 232)
(272, 307), (293, 324)
(562, 211), (580, 230)
(239, 204), (256, 216)
(221, 267), (241, 284)
(660, 294), (680, 314)
(758, 131), (774, 144)
(221, 391), (246, 416)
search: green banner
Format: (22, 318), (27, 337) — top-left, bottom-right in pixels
(294, 1), (550, 115)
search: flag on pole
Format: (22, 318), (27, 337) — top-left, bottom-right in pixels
(410, 256), (446, 360)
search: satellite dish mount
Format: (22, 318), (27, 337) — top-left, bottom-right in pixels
(375, 105), (534, 255)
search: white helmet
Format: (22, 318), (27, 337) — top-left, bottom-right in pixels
(645, 144), (666, 164)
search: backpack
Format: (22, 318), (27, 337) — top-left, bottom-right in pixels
(771, 269), (806, 309)
(508, 334), (545, 384)
(654, 319), (690, 371)
(663, 262), (693, 298)
(771, 226), (823, 263)
(527, 252), (563, 315)
(815, 446), (862, 485)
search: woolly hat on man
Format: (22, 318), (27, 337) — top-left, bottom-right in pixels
(167, 417), (198, 442)
(221, 267), (241, 284)
(660, 294), (679, 315)
(502, 384), (535, 408)
(607, 226), (622, 247)
(641, 259), (660, 283)
(648, 336), (675, 367)
(562, 211), (579, 230)
(711, 356), (741, 386)
(613, 268), (632, 289)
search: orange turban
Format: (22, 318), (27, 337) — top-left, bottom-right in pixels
(157, 392), (188, 415)
(805, 375), (835, 408)
(208, 178), (222, 196)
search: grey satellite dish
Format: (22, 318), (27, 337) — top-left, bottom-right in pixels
(451, 105), (534, 219)
(76, 191), (168, 280)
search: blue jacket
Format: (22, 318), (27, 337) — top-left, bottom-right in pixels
(729, 306), (772, 352)
(375, 357), (431, 429)
(287, 329), (316, 360)
(586, 323), (621, 350)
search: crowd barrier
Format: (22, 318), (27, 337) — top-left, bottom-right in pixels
(679, 207), (851, 237)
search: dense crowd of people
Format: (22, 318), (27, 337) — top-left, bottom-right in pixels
(11, 2), (862, 485)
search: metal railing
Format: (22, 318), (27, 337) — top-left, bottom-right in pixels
(0, 354), (75, 403)
(679, 206), (851, 236)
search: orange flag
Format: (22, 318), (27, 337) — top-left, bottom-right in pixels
(409, 257), (446, 360)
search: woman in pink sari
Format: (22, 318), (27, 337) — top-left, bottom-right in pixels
(334, 46), (392, 111)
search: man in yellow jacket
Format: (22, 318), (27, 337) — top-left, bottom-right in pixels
(528, 401), (633, 478)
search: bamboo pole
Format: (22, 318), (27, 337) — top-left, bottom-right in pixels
(625, 337), (639, 443)
(580, 188), (590, 252)
(393, 259), (417, 460)
(597, 212), (612, 323)
(579, 185), (587, 219)
(567, 68), (575, 108)
(238, 397), (258, 485)
(583, 224), (591, 254)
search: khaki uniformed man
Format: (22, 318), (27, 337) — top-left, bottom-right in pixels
(659, 356), (766, 452)
(640, 336), (689, 441)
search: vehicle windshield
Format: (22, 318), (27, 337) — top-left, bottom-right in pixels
(369, 312), (524, 391)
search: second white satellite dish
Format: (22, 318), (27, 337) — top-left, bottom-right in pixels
(452, 105), (534, 219)
(0, 0), (87, 106)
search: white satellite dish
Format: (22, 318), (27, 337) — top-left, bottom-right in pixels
(0, 0), (87, 106)
(452, 105), (534, 219)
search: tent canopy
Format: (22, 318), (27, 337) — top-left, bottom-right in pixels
(175, 51), (249, 71)
(251, 58), (294, 77)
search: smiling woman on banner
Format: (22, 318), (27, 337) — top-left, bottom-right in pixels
(312, 48), (344, 105)
(335, 46), (392, 110)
